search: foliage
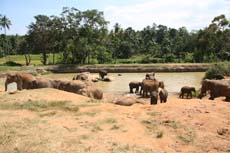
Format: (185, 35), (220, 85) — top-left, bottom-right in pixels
(3, 61), (22, 66)
(0, 11), (229, 65)
(204, 62), (230, 79)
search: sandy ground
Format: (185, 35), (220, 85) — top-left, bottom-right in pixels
(0, 78), (229, 153)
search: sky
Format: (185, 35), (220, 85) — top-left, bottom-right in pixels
(1, 0), (230, 35)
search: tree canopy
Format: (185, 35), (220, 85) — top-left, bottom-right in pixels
(0, 8), (229, 65)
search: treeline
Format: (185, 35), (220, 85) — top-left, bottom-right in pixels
(0, 7), (230, 65)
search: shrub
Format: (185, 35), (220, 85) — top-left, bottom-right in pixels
(204, 62), (230, 79)
(3, 61), (22, 66)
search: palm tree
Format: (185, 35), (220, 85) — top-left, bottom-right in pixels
(0, 15), (12, 61)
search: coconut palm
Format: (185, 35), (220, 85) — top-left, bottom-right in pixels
(0, 15), (12, 60)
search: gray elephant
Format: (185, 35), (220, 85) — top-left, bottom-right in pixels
(129, 81), (142, 93)
(141, 79), (159, 97)
(159, 88), (168, 103)
(179, 86), (196, 99)
(5, 72), (35, 91)
(150, 91), (158, 105)
(115, 96), (143, 106)
(99, 70), (108, 79)
(145, 72), (155, 80)
(32, 78), (54, 89)
(59, 80), (86, 94)
(73, 72), (90, 81)
(199, 79), (230, 101)
(81, 86), (103, 99)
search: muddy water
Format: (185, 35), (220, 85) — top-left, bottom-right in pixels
(98, 72), (204, 93)
(45, 72), (204, 93)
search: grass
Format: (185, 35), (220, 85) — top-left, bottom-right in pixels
(156, 131), (164, 138)
(91, 125), (103, 132)
(178, 129), (196, 144)
(110, 125), (120, 130)
(141, 120), (159, 132)
(0, 100), (79, 112)
(112, 144), (130, 153)
(146, 111), (160, 117)
(162, 120), (181, 129)
(104, 118), (117, 124)
(39, 111), (57, 117)
(0, 54), (60, 65)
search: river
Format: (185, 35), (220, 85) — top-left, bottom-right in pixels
(46, 72), (204, 93)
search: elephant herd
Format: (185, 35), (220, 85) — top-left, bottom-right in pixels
(129, 72), (230, 104)
(4, 71), (230, 103)
(129, 73), (168, 105)
(5, 71), (103, 99)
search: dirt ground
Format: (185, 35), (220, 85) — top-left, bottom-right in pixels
(0, 78), (229, 153)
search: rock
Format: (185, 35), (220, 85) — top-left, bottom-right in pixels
(7, 82), (17, 93)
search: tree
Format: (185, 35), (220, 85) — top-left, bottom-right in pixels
(0, 15), (11, 61)
(28, 15), (52, 65)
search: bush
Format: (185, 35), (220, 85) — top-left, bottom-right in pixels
(3, 61), (22, 66)
(163, 53), (176, 63)
(204, 63), (230, 79)
(140, 56), (164, 63)
(184, 53), (194, 63)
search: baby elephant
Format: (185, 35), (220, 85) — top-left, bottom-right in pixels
(159, 88), (168, 103)
(129, 81), (141, 93)
(179, 86), (196, 99)
(150, 91), (158, 105)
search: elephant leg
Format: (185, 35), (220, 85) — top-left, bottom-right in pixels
(135, 87), (139, 93)
(17, 80), (23, 90)
(130, 87), (133, 93)
(5, 82), (8, 91)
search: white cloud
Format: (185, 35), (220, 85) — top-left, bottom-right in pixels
(103, 0), (230, 31)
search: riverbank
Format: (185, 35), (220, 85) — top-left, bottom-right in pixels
(45, 63), (210, 73)
(0, 88), (229, 153)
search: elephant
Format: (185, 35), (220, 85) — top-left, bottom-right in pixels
(73, 72), (90, 81)
(115, 96), (143, 106)
(141, 79), (159, 97)
(199, 79), (230, 101)
(150, 91), (158, 105)
(99, 70), (108, 79)
(158, 81), (165, 89)
(102, 76), (113, 82)
(32, 78), (54, 89)
(57, 80), (86, 94)
(159, 88), (168, 103)
(179, 86), (196, 99)
(5, 72), (35, 91)
(145, 72), (155, 80)
(81, 86), (103, 99)
(129, 81), (142, 93)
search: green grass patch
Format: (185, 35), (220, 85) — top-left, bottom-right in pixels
(104, 118), (117, 124)
(91, 125), (103, 132)
(162, 120), (181, 129)
(39, 111), (57, 117)
(156, 131), (164, 138)
(110, 125), (120, 130)
(141, 120), (159, 132)
(112, 144), (130, 153)
(146, 111), (160, 116)
(178, 129), (195, 144)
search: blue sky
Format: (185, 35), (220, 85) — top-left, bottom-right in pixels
(1, 0), (230, 35)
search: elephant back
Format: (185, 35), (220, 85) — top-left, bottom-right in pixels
(142, 79), (159, 91)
